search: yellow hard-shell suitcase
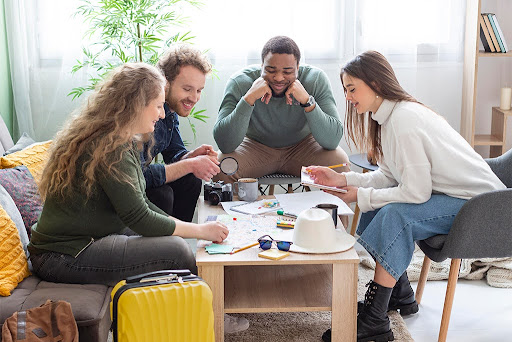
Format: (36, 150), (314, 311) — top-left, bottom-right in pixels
(110, 270), (215, 342)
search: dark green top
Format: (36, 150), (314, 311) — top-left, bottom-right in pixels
(29, 145), (176, 257)
(213, 64), (343, 153)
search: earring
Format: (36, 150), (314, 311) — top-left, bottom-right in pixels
(376, 95), (379, 99)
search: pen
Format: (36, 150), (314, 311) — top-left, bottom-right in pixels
(277, 210), (297, 219)
(232, 242), (259, 254)
(327, 163), (349, 169)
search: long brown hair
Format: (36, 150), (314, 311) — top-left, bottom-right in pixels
(341, 51), (420, 162)
(39, 63), (166, 200)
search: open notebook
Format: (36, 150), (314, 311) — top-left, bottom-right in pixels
(301, 166), (348, 193)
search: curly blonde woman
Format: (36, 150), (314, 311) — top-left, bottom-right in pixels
(29, 63), (228, 286)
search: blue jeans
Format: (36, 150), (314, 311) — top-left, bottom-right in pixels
(30, 229), (197, 287)
(357, 194), (467, 280)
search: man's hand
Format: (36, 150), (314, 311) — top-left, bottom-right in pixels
(186, 144), (218, 159)
(284, 80), (309, 106)
(244, 77), (272, 106)
(306, 165), (347, 187)
(188, 155), (220, 181)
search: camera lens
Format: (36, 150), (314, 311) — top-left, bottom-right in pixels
(208, 191), (222, 206)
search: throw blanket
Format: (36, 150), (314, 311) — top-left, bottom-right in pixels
(359, 246), (512, 288)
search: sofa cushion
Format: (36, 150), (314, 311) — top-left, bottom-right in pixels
(0, 276), (39, 323)
(0, 276), (112, 342)
(0, 184), (28, 254)
(23, 282), (112, 327)
(0, 166), (43, 238)
(3, 133), (36, 156)
(0, 140), (51, 184)
(0, 206), (31, 296)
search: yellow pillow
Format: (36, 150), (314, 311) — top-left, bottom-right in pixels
(0, 205), (31, 296)
(0, 141), (52, 184)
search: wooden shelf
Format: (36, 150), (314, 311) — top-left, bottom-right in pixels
(478, 51), (512, 57)
(492, 107), (512, 116)
(462, 0), (511, 157)
(474, 134), (504, 146)
(224, 264), (333, 313)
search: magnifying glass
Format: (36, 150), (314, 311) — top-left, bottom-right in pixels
(219, 157), (238, 175)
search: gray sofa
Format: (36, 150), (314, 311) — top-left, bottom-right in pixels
(0, 117), (112, 342)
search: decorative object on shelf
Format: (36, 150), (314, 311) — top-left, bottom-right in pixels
(500, 87), (512, 111)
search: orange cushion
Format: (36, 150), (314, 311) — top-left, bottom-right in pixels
(0, 205), (31, 296)
(0, 141), (51, 184)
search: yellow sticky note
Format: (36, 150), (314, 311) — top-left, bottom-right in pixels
(258, 249), (290, 260)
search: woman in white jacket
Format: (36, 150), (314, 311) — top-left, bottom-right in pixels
(310, 51), (506, 342)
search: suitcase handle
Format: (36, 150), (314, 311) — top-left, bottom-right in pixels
(125, 269), (192, 283)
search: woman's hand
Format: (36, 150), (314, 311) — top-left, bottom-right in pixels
(198, 222), (229, 243)
(323, 186), (358, 204)
(306, 166), (347, 187)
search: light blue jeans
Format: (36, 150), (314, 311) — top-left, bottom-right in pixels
(357, 194), (467, 280)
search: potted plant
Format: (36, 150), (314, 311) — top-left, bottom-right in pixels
(69, 0), (208, 142)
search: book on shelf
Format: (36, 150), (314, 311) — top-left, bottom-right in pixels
(486, 13), (508, 53)
(482, 14), (501, 53)
(479, 13), (495, 52)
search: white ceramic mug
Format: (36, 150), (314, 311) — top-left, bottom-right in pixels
(233, 178), (259, 202)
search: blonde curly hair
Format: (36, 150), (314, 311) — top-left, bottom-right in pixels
(39, 63), (166, 200)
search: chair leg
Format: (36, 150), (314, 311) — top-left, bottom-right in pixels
(438, 258), (461, 342)
(268, 185), (275, 195)
(349, 203), (360, 236)
(415, 255), (431, 305)
(287, 184), (293, 193)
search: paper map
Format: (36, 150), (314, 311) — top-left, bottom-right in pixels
(198, 215), (291, 248)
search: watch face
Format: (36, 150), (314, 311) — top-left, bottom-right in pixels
(301, 95), (315, 107)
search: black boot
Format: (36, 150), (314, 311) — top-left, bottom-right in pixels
(388, 271), (418, 315)
(322, 280), (394, 342)
(357, 272), (419, 316)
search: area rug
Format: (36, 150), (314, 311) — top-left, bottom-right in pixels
(225, 251), (414, 342)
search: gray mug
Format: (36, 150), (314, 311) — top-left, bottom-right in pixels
(234, 178), (259, 202)
(315, 203), (338, 227)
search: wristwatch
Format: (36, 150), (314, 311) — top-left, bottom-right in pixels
(300, 95), (315, 108)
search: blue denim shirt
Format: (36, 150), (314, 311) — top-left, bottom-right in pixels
(141, 103), (188, 188)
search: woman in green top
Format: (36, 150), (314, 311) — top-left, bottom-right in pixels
(29, 63), (228, 285)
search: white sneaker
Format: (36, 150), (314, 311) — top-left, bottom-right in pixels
(224, 314), (249, 334)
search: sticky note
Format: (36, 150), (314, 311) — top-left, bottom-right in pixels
(258, 249), (290, 260)
(205, 244), (234, 254)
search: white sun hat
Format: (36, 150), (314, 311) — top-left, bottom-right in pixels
(285, 208), (356, 254)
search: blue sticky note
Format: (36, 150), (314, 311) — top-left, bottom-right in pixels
(205, 244), (234, 254)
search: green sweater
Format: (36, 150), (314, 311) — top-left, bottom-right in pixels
(29, 145), (175, 257)
(213, 64), (343, 153)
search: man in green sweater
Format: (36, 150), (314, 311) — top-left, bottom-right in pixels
(213, 36), (349, 183)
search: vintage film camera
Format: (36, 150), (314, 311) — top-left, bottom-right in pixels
(204, 181), (233, 205)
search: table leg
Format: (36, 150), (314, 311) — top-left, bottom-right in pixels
(331, 263), (357, 342)
(199, 265), (224, 342)
(349, 204), (360, 236)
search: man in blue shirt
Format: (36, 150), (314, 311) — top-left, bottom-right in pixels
(141, 45), (220, 222)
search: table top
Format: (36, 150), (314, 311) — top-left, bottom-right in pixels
(195, 197), (359, 266)
(349, 153), (379, 171)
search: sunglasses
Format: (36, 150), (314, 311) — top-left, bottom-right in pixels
(257, 235), (293, 252)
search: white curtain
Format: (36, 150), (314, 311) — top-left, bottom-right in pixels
(4, 0), (87, 141)
(4, 0), (466, 150)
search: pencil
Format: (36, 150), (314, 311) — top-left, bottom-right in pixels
(232, 242), (259, 254)
(327, 163), (349, 169)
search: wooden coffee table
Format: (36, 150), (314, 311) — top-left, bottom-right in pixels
(196, 197), (359, 342)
